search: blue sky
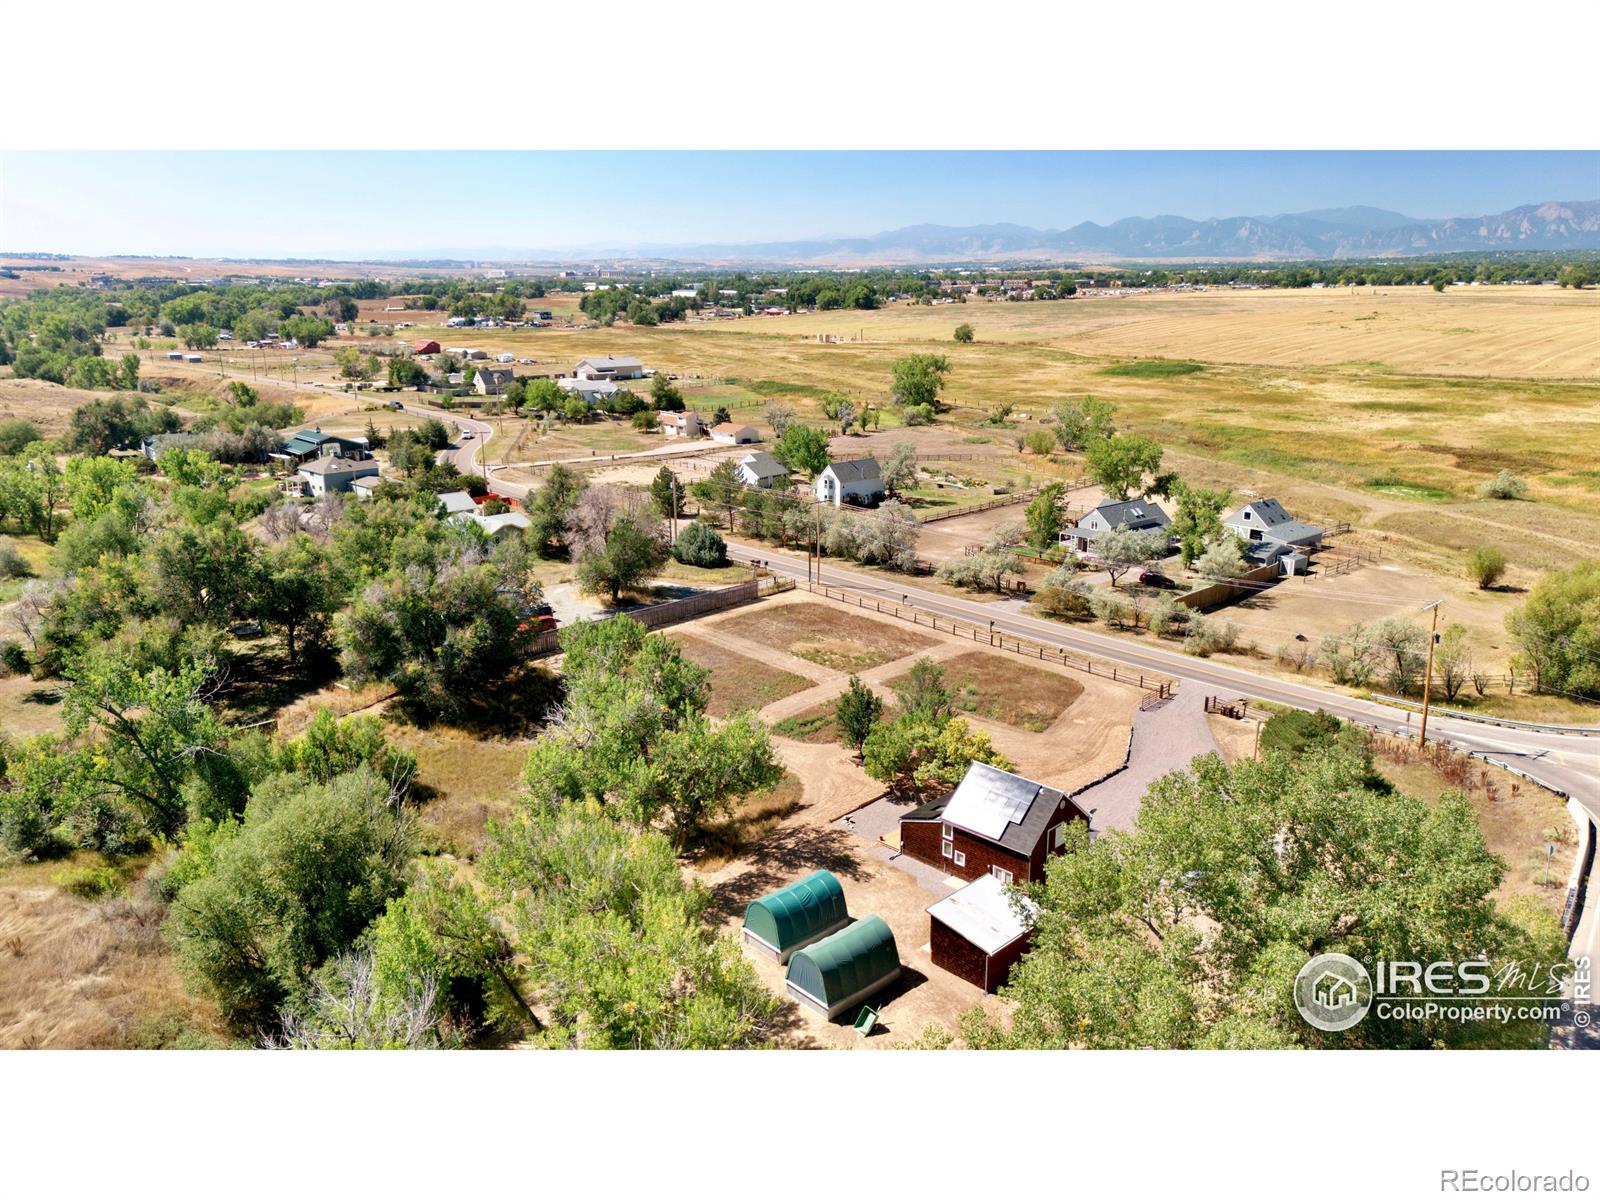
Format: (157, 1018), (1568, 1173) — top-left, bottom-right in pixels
(2, 151), (1595, 259)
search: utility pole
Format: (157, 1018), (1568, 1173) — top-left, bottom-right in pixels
(1418, 599), (1443, 746)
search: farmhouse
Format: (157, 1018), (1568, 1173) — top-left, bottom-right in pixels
(814, 457), (884, 507)
(1223, 498), (1324, 554)
(1061, 497), (1172, 554)
(295, 455), (379, 497)
(900, 761), (1089, 886)
(658, 411), (705, 439)
(926, 873), (1037, 992)
(709, 422), (759, 445)
(784, 915), (902, 1020)
(736, 451), (790, 490)
(557, 377), (620, 406)
(573, 354), (646, 381)
(473, 366), (515, 395)
(742, 871), (851, 963)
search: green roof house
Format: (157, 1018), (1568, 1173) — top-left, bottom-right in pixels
(742, 870), (850, 963)
(785, 915), (902, 1019)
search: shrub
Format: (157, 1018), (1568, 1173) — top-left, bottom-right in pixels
(1466, 546), (1507, 589)
(1147, 595), (1186, 637)
(53, 864), (124, 899)
(671, 521), (729, 568)
(0, 539), (28, 580)
(1184, 613), (1241, 656)
(1476, 470), (1526, 500)
(902, 403), (935, 426)
(1022, 429), (1055, 456)
(0, 641), (27, 676)
(1090, 593), (1139, 630)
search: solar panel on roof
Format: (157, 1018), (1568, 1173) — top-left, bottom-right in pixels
(941, 763), (1040, 841)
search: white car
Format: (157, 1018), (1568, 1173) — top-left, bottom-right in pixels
(460, 431), (475, 440)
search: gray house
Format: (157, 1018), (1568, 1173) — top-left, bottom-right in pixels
(1061, 497), (1171, 554)
(573, 355), (645, 380)
(295, 455), (380, 497)
(737, 450), (790, 490)
(473, 366), (515, 395)
(814, 457), (884, 507)
(557, 377), (620, 406)
(1223, 498), (1323, 554)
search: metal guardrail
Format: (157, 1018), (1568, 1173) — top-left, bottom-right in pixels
(1371, 694), (1600, 736)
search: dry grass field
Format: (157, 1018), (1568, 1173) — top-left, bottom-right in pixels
(669, 632), (816, 716)
(882, 650), (1085, 732)
(713, 601), (938, 672)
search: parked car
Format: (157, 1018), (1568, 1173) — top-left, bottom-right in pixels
(528, 603), (557, 633)
(1139, 570), (1177, 589)
(460, 430), (475, 440)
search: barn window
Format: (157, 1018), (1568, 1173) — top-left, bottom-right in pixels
(953, 850), (966, 868)
(990, 866), (1013, 884)
(941, 838), (953, 859)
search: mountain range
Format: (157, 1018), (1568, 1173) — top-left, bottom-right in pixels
(570, 200), (1600, 266)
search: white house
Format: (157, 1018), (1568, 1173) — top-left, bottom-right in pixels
(296, 455), (380, 497)
(1222, 498), (1324, 553)
(814, 457), (884, 507)
(473, 367), (515, 395)
(709, 422), (759, 445)
(737, 451), (789, 490)
(573, 355), (645, 381)
(449, 510), (530, 539)
(658, 411), (705, 439)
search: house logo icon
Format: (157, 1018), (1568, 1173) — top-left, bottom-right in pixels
(1294, 953), (1373, 1032)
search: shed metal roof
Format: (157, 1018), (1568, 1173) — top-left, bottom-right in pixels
(926, 874), (1036, 956)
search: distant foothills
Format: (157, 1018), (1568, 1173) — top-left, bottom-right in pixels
(3, 200), (1598, 270)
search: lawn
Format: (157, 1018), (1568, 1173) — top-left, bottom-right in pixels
(669, 632), (816, 716)
(387, 724), (532, 860)
(883, 650), (1085, 732)
(692, 772), (805, 870)
(771, 700), (841, 744)
(712, 601), (936, 673)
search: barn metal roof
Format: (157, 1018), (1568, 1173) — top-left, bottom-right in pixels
(926, 874), (1036, 956)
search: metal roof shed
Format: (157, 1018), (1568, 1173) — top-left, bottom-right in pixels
(742, 870), (850, 963)
(785, 915), (902, 1019)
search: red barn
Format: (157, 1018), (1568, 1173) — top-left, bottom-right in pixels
(411, 339), (441, 355)
(899, 761), (1087, 886)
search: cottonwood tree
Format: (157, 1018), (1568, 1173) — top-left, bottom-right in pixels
(834, 675), (883, 755)
(1025, 483), (1065, 550)
(1051, 396), (1116, 451)
(772, 423), (830, 477)
(890, 354), (951, 411)
(1084, 434), (1174, 501)
(961, 747), (1566, 1050)
(577, 515), (668, 604)
(1097, 523), (1169, 588)
(880, 441), (919, 499)
(1506, 559), (1600, 697)
(1169, 481), (1232, 567)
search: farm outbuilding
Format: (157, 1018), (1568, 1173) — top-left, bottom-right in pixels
(742, 870), (850, 963)
(785, 915), (902, 1019)
(926, 873), (1037, 992)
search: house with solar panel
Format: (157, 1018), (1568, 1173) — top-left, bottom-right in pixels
(1060, 496), (1171, 555)
(899, 761), (1090, 885)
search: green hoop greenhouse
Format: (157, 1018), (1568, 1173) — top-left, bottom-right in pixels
(784, 915), (902, 1019)
(742, 870), (851, 963)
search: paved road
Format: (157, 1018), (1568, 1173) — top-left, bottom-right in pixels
(722, 537), (1600, 1039)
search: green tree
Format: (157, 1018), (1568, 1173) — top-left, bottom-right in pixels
(1466, 545), (1507, 589)
(880, 441), (918, 499)
(527, 463), (585, 557)
(388, 357), (427, 388)
(1097, 523), (1171, 587)
(890, 353), (951, 411)
(834, 675), (883, 754)
(671, 521), (727, 568)
(862, 716), (1012, 801)
(1506, 559), (1600, 697)
(165, 767), (412, 1031)
(648, 465), (685, 521)
(336, 560), (535, 717)
(953, 323), (975, 343)
(280, 314), (335, 347)
(1169, 481), (1232, 567)
(179, 323), (219, 350)
(577, 515), (668, 604)
(480, 797), (777, 1047)
(1193, 535), (1249, 581)
(257, 534), (347, 667)
(772, 423), (831, 477)
(1085, 434), (1173, 501)
(650, 375), (685, 412)
(1024, 483), (1065, 550)
(962, 748), (1563, 1049)
(1051, 396), (1116, 451)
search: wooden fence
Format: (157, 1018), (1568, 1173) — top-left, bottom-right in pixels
(528, 576), (793, 656)
(803, 582), (1171, 698)
(1175, 561), (1282, 611)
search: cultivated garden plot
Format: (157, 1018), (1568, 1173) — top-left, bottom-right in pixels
(711, 598), (938, 672)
